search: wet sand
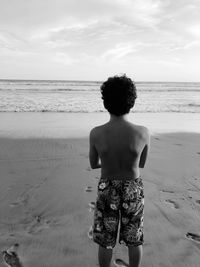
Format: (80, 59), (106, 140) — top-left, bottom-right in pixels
(0, 113), (200, 267)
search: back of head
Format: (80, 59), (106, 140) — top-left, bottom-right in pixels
(100, 74), (137, 116)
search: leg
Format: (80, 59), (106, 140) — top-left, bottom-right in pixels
(120, 179), (144, 267)
(94, 179), (119, 267)
(98, 245), (113, 267)
(128, 245), (142, 267)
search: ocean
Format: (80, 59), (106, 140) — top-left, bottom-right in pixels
(0, 79), (200, 113)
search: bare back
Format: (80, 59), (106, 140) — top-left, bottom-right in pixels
(90, 119), (149, 180)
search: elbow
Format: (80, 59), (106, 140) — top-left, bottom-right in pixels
(90, 162), (97, 169)
(90, 165), (96, 169)
(139, 160), (146, 169)
(90, 162), (101, 169)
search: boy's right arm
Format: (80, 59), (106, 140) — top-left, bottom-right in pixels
(89, 128), (101, 169)
(139, 128), (150, 168)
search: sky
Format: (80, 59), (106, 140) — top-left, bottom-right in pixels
(0, 0), (200, 81)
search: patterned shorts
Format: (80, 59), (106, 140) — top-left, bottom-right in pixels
(93, 177), (144, 249)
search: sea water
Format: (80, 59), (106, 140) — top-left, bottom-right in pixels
(0, 80), (199, 113)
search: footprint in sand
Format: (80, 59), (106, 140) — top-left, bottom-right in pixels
(160, 190), (179, 208)
(154, 137), (160, 140)
(9, 202), (20, 208)
(187, 188), (196, 192)
(27, 215), (50, 234)
(86, 167), (91, 171)
(88, 202), (96, 211)
(85, 186), (93, 192)
(185, 232), (200, 243)
(28, 221), (50, 234)
(161, 189), (174, 194)
(197, 152), (200, 155)
(2, 244), (23, 267)
(87, 226), (93, 240)
(195, 200), (200, 204)
(174, 143), (182, 146)
(114, 258), (129, 267)
(165, 199), (180, 209)
(9, 196), (28, 208)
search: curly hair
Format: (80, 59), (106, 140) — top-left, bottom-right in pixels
(100, 74), (137, 116)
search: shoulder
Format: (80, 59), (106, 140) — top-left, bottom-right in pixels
(130, 123), (150, 141)
(89, 125), (104, 140)
(129, 122), (149, 134)
(139, 126), (150, 144)
(90, 127), (97, 137)
(139, 125), (150, 137)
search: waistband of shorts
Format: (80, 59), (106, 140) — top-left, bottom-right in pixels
(99, 176), (142, 183)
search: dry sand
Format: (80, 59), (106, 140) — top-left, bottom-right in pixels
(0, 113), (200, 267)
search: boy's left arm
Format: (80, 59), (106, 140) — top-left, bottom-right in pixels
(139, 128), (150, 168)
(89, 128), (101, 169)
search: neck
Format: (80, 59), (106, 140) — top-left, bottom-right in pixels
(109, 114), (128, 122)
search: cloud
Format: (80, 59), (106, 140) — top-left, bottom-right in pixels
(0, 31), (37, 59)
(101, 42), (140, 61)
(166, 40), (200, 51)
(52, 52), (77, 65)
(188, 24), (200, 38)
(0, 0), (163, 32)
(115, 0), (162, 27)
(0, 32), (25, 51)
(30, 19), (138, 58)
(0, 0), (200, 80)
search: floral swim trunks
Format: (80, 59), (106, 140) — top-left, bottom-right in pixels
(93, 177), (144, 249)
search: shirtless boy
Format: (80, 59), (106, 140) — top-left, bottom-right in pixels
(89, 75), (150, 267)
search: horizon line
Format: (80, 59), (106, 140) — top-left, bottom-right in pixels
(0, 78), (200, 83)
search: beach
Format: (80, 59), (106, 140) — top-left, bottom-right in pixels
(0, 112), (200, 267)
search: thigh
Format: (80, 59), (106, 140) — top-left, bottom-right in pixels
(93, 179), (121, 249)
(119, 178), (144, 246)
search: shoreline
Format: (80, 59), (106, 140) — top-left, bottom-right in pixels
(1, 112), (200, 139)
